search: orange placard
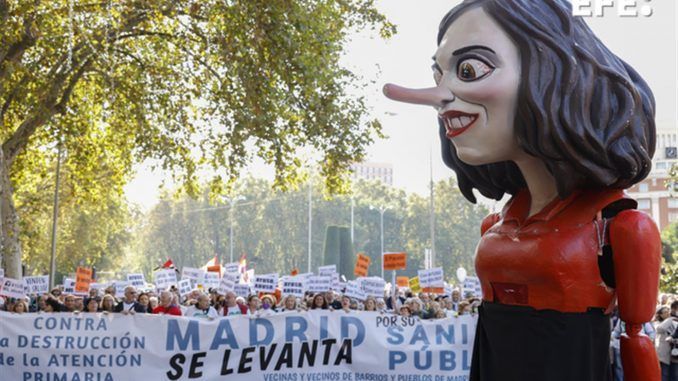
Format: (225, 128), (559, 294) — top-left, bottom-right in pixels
(396, 276), (410, 288)
(354, 252), (371, 277)
(422, 287), (445, 294)
(291, 267), (299, 276)
(75, 267), (93, 294)
(207, 265), (222, 277)
(383, 252), (407, 271)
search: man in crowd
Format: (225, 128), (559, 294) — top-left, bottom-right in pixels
(114, 286), (147, 314)
(152, 290), (182, 316)
(325, 291), (342, 310)
(223, 291), (248, 316)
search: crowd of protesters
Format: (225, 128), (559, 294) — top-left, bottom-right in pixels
(0, 283), (479, 319)
(2, 283), (678, 380)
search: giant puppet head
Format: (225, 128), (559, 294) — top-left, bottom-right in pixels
(383, 0), (655, 203)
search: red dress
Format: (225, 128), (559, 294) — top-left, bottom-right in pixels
(470, 188), (659, 381)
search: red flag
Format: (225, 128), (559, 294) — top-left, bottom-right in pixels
(162, 259), (174, 269)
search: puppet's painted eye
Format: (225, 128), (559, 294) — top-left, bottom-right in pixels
(457, 58), (493, 82)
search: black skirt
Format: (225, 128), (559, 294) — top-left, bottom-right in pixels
(470, 302), (612, 381)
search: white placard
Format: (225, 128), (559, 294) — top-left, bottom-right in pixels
(344, 280), (367, 301)
(282, 276), (306, 298)
(23, 276), (49, 295)
(223, 262), (239, 275)
(254, 273), (279, 293)
(418, 267), (444, 288)
(462, 276), (482, 298)
(307, 275), (332, 293)
(331, 273), (341, 291)
(218, 273), (238, 294)
(115, 281), (130, 298)
(202, 272), (220, 290)
(359, 277), (386, 298)
(0, 278), (26, 299)
(182, 267), (205, 288)
(233, 283), (250, 298)
(0, 268), (4, 278)
(318, 265), (336, 278)
(126, 273), (146, 288)
(88, 283), (104, 294)
(178, 279), (193, 296)
(63, 278), (75, 294)
(153, 269), (177, 290)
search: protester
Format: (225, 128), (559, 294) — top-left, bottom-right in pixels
(310, 293), (328, 310)
(12, 300), (28, 314)
(325, 291), (342, 310)
(657, 301), (678, 381)
(85, 298), (100, 313)
(100, 295), (116, 313)
(279, 295), (299, 312)
(152, 291), (182, 316)
(223, 291), (248, 316)
(184, 294), (218, 319)
(137, 292), (152, 313)
(247, 295), (261, 315)
(114, 286), (147, 314)
(364, 297), (377, 312)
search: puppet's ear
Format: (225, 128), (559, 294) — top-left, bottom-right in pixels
(383, 83), (454, 108)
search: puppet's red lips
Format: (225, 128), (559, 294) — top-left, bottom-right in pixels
(439, 110), (478, 138)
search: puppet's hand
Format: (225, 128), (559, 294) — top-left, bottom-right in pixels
(620, 325), (660, 381)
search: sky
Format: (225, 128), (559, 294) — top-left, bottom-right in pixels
(124, 0), (678, 211)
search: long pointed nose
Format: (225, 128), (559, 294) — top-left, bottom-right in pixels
(382, 83), (453, 108)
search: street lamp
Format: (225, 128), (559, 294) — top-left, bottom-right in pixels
(370, 205), (388, 279)
(223, 195), (246, 264)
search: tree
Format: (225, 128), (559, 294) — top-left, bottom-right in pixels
(0, 0), (395, 277)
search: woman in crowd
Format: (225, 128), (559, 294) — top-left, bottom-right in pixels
(310, 293), (328, 310)
(85, 298), (100, 313)
(340, 295), (352, 312)
(247, 295), (261, 315)
(363, 297), (377, 312)
(12, 300), (28, 314)
(279, 295), (299, 312)
(137, 292), (152, 313)
(259, 295), (277, 316)
(100, 294), (116, 313)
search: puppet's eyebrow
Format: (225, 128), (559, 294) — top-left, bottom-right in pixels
(431, 59), (442, 73)
(452, 45), (496, 56)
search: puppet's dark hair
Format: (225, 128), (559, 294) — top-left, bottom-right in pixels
(437, 0), (655, 203)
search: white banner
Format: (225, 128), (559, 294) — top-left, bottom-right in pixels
(115, 281), (130, 299)
(344, 280), (366, 301)
(23, 276), (50, 295)
(233, 284), (250, 298)
(224, 262), (239, 275)
(307, 275), (332, 293)
(462, 276), (482, 298)
(282, 276), (306, 298)
(154, 269), (178, 290)
(178, 279), (193, 296)
(202, 272), (220, 290)
(182, 267), (205, 288)
(318, 265), (336, 278)
(418, 267), (444, 288)
(127, 273), (146, 288)
(359, 277), (386, 298)
(254, 274), (278, 293)
(0, 277), (25, 299)
(219, 273), (238, 295)
(63, 278), (75, 294)
(0, 311), (476, 380)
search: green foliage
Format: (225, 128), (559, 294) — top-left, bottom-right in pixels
(0, 0), (394, 274)
(661, 222), (678, 292)
(133, 177), (489, 280)
(660, 262), (678, 294)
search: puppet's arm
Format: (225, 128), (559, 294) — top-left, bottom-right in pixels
(609, 210), (661, 381)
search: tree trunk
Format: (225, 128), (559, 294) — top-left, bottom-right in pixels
(0, 149), (22, 279)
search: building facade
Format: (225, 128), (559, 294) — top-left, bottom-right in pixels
(626, 128), (678, 232)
